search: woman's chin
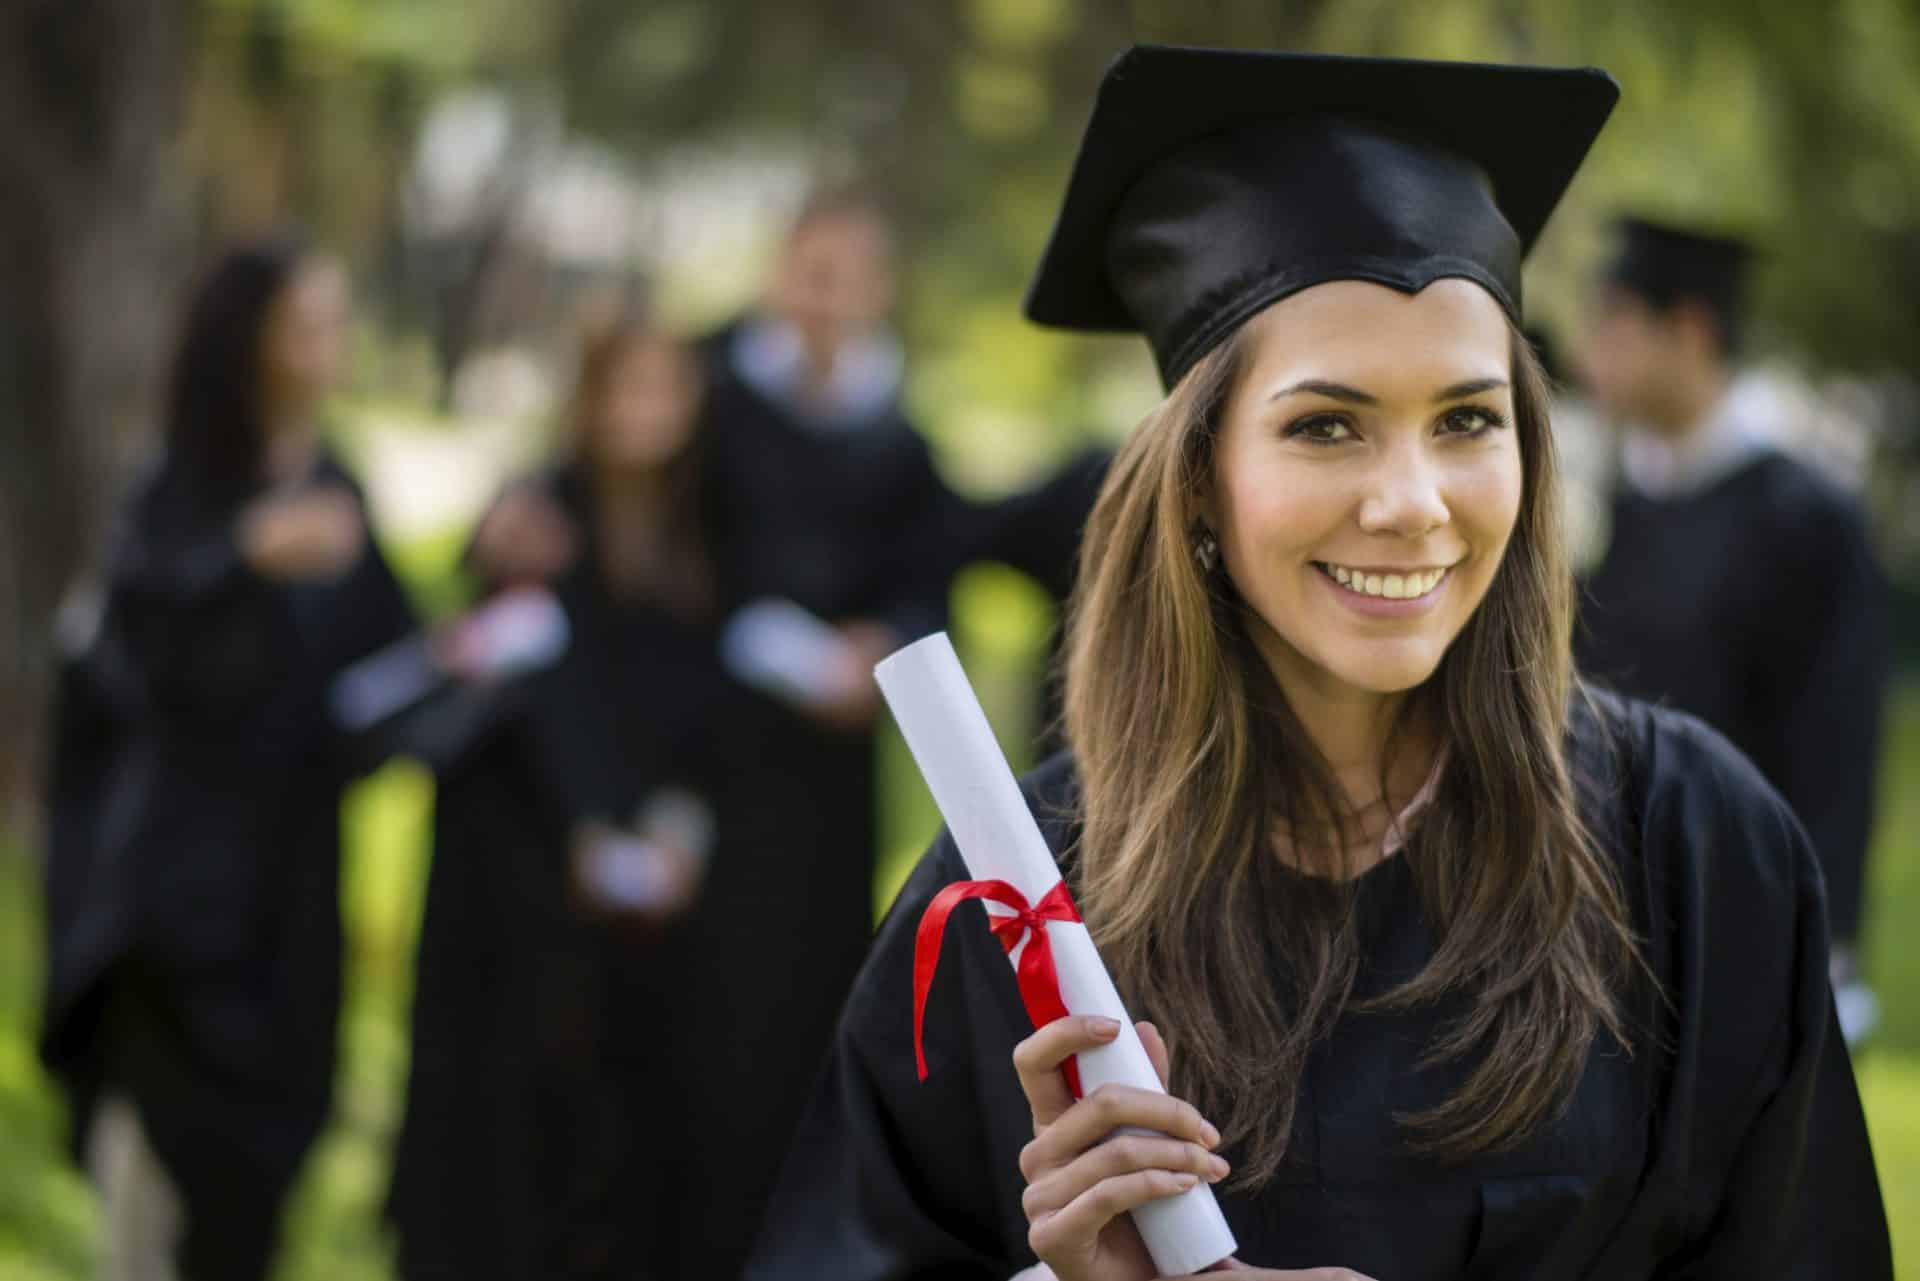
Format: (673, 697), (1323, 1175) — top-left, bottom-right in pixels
(1316, 644), (1446, 696)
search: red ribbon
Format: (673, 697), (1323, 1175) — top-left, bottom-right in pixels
(913, 878), (1085, 1098)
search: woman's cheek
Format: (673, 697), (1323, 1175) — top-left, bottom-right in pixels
(1449, 446), (1523, 541)
(1229, 462), (1328, 553)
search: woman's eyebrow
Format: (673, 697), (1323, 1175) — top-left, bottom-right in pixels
(1433, 377), (1509, 402)
(1267, 376), (1508, 405)
(1268, 379), (1377, 405)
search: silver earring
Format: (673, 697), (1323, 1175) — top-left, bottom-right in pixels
(1193, 530), (1219, 571)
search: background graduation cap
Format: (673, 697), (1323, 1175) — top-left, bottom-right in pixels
(1024, 46), (1620, 388)
(1604, 215), (1755, 333)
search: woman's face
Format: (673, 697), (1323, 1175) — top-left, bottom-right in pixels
(261, 257), (352, 415)
(591, 338), (702, 471)
(1208, 279), (1523, 703)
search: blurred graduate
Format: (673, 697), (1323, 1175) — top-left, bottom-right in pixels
(1575, 216), (1892, 1040)
(39, 236), (416, 1281)
(749, 47), (1890, 1279)
(390, 312), (773, 1278)
(696, 187), (954, 1125)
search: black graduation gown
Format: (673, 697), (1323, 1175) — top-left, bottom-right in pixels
(698, 320), (953, 1159)
(948, 448), (1111, 750)
(1576, 451), (1890, 942)
(746, 692), (1892, 1279)
(39, 452), (416, 1281)
(390, 465), (768, 1280)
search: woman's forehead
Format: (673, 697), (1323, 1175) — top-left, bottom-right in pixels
(1240, 278), (1512, 393)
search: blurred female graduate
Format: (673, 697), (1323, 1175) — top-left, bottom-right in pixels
(39, 236), (416, 1281)
(390, 313), (778, 1280)
(747, 47), (1892, 1280)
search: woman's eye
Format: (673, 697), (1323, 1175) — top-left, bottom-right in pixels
(1439, 405), (1506, 436)
(1285, 414), (1354, 444)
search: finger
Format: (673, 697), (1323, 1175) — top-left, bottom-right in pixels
(1022, 1083), (1220, 1175)
(1028, 1168), (1200, 1260)
(1021, 1132), (1228, 1215)
(1012, 1016), (1120, 1130)
(1138, 1020), (1171, 1089)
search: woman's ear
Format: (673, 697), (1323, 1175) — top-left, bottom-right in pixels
(1194, 466), (1222, 535)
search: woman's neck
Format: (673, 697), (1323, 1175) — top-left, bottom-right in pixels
(590, 459), (670, 513)
(1264, 674), (1440, 878)
(588, 458), (704, 611)
(1285, 678), (1426, 808)
(259, 416), (319, 485)
(1248, 617), (1435, 809)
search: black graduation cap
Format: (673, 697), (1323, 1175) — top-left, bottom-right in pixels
(1604, 215), (1753, 314)
(1024, 46), (1620, 388)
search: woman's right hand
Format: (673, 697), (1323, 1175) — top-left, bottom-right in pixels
(1014, 1017), (1381, 1281)
(1014, 1016), (1227, 1281)
(239, 487), (365, 581)
(469, 485), (578, 586)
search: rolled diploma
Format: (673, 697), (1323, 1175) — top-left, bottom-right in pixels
(875, 633), (1237, 1278)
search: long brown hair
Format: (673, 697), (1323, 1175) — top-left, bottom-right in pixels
(571, 314), (714, 619)
(1062, 321), (1640, 1187)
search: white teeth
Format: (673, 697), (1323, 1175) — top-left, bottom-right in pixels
(1320, 563), (1450, 599)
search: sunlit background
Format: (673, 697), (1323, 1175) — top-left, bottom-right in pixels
(3, 0), (1919, 1276)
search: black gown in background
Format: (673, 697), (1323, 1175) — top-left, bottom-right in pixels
(39, 452), (416, 1281)
(1576, 450), (1890, 942)
(698, 319), (953, 1154)
(746, 692), (1891, 1278)
(390, 464), (767, 1279)
(950, 448), (1111, 749)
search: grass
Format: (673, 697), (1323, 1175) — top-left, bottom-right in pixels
(2, 572), (1916, 1276)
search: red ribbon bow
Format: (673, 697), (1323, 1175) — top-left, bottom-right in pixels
(914, 877), (1085, 1097)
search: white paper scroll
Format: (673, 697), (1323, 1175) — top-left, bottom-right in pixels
(329, 587), (570, 732)
(720, 598), (851, 707)
(874, 632), (1237, 1278)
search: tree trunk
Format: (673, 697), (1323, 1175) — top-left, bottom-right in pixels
(0, 0), (197, 827)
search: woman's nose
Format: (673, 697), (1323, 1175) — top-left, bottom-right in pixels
(1356, 448), (1449, 538)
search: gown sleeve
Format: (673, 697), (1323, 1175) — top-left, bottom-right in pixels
(106, 487), (292, 722)
(1631, 710), (1892, 1279)
(321, 514), (427, 778)
(971, 448), (1112, 603)
(874, 433), (958, 645)
(746, 837), (1043, 1280)
(1751, 492), (1889, 944)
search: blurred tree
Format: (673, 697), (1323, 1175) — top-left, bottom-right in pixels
(0, 0), (197, 821)
(5, 0), (1920, 822)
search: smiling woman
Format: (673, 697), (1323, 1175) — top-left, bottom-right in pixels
(747, 46), (1892, 1281)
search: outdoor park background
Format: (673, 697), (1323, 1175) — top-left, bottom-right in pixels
(3, 0), (1920, 1275)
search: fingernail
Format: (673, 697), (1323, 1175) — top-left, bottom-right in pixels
(1208, 1155), (1230, 1180)
(1090, 1017), (1121, 1037)
(1173, 1172), (1199, 1190)
(1202, 1121), (1222, 1148)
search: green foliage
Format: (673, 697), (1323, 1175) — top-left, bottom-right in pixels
(1863, 1055), (1920, 1278)
(0, 837), (97, 1279)
(180, 1), (1920, 516)
(1866, 683), (1920, 1053)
